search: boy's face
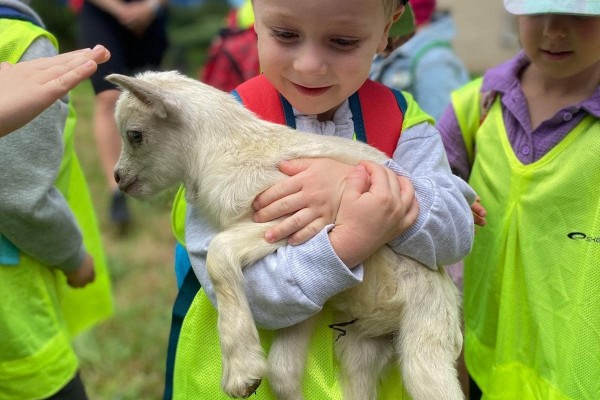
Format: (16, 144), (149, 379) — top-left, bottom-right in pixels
(518, 15), (600, 80)
(253, 0), (395, 120)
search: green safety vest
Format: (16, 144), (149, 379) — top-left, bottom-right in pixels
(169, 76), (433, 399)
(453, 79), (600, 400)
(0, 18), (113, 399)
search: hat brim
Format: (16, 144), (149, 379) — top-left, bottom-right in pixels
(388, 4), (415, 38)
(504, 0), (600, 16)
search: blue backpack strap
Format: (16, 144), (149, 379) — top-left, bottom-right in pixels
(0, 6), (42, 26)
(163, 246), (200, 400)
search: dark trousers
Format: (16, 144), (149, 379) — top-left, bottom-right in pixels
(46, 372), (88, 400)
(469, 376), (483, 400)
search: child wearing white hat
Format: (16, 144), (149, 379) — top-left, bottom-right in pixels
(437, 0), (600, 398)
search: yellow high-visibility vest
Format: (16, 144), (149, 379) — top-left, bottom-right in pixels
(453, 79), (600, 400)
(0, 17), (113, 400)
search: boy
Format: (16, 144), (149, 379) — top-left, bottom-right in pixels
(0, 1), (112, 398)
(437, 0), (600, 398)
(168, 0), (477, 398)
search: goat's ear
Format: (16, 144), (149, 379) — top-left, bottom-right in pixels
(105, 73), (177, 120)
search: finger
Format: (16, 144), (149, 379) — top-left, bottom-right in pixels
(40, 61), (98, 101)
(263, 207), (317, 243)
(473, 214), (487, 227)
(397, 175), (419, 226)
(278, 158), (317, 176)
(83, 45), (111, 64)
(359, 161), (391, 196)
(288, 219), (330, 245)
(253, 190), (306, 222)
(253, 174), (303, 210)
(471, 202), (487, 217)
(341, 164), (370, 198)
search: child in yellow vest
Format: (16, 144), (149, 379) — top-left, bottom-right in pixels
(167, 0), (481, 398)
(437, 0), (600, 398)
(0, 1), (113, 398)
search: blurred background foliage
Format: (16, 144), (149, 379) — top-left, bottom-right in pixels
(31, 0), (231, 76)
(26, 1), (232, 398)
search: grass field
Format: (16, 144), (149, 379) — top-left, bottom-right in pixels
(70, 80), (179, 400)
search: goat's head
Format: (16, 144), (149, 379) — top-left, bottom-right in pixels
(107, 71), (192, 199)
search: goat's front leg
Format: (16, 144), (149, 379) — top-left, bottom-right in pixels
(207, 222), (283, 398)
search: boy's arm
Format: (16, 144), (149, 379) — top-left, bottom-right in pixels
(0, 38), (86, 273)
(385, 121), (475, 268)
(185, 205), (363, 330)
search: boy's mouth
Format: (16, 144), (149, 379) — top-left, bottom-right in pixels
(293, 83), (331, 96)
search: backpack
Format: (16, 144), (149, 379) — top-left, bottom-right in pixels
(199, 9), (260, 92)
(233, 74), (408, 158)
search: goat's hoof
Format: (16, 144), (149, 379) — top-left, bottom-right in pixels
(224, 378), (262, 398)
(241, 379), (262, 398)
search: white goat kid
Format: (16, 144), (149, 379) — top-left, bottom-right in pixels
(108, 71), (464, 400)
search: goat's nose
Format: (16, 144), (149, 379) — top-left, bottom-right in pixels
(114, 170), (121, 184)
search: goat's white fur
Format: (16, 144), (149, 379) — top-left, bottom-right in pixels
(108, 71), (464, 400)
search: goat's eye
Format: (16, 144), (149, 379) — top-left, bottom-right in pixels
(127, 130), (143, 143)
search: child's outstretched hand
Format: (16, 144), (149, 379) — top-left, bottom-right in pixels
(329, 161), (419, 267)
(64, 253), (96, 288)
(0, 45), (110, 138)
(471, 196), (487, 227)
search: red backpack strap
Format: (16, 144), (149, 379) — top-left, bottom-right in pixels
(350, 79), (406, 158)
(232, 74), (296, 128)
(233, 77), (405, 158)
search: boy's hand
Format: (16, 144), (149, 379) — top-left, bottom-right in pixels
(64, 253), (96, 288)
(471, 196), (487, 227)
(329, 161), (419, 268)
(253, 158), (357, 245)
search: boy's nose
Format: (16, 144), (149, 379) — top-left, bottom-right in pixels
(293, 45), (327, 75)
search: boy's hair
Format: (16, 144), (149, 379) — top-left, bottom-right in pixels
(383, 0), (406, 18)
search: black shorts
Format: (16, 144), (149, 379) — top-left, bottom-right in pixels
(77, 0), (168, 94)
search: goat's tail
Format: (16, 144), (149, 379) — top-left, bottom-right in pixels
(396, 267), (465, 400)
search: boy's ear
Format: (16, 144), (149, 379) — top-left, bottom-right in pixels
(105, 73), (178, 120)
(378, 5), (406, 53)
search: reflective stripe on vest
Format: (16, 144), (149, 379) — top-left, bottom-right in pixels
(454, 84), (600, 399)
(0, 17), (113, 399)
(169, 76), (416, 398)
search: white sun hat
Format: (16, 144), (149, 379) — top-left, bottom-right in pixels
(504, 0), (600, 16)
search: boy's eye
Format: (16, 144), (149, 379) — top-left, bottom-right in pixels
(127, 130), (143, 143)
(331, 38), (360, 50)
(269, 28), (298, 42)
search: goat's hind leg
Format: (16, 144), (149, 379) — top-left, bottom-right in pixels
(267, 316), (317, 400)
(207, 222), (282, 398)
(335, 322), (395, 400)
(395, 263), (464, 400)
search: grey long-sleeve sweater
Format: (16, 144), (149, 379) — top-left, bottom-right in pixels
(0, 0), (85, 272)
